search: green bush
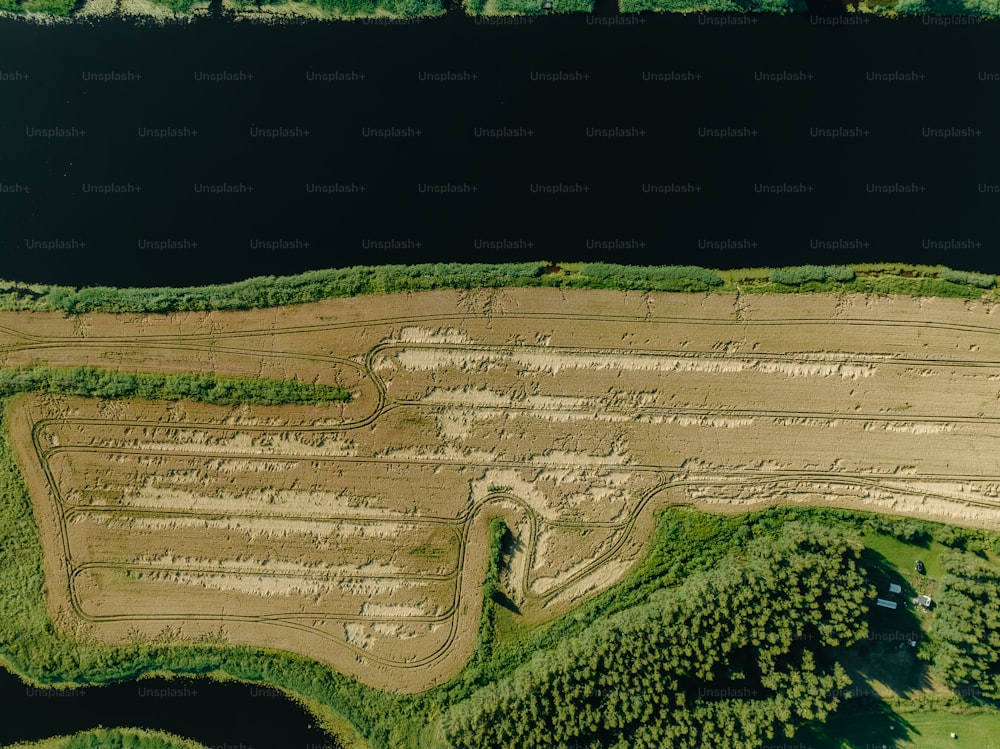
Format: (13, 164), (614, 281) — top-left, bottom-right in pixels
(892, 0), (995, 14)
(771, 265), (827, 285)
(382, 0), (443, 13)
(939, 267), (996, 289)
(770, 265), (856, 286)
(824, 265), (857, 282)
(578, 263), (724, 290)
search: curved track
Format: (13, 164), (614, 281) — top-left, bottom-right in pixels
(9, 288), (1000, 691)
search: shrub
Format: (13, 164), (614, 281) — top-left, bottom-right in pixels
(939, 267), (996, 289)
(770, 265), (856, 286)
(824, 265), (857, 282)
(0, 366), (350, 405)
(578, 263), (723, 290)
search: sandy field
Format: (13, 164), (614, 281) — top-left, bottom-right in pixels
(8, 288), (1000, 691)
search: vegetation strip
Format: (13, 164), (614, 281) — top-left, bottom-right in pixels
(0, 261), (996, 314)
(7, 727), (210, 749)
(3, 0), (997, 19)
(0, 366), (351, 405)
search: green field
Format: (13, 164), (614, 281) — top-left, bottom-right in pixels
(808, 709), (1000, 748)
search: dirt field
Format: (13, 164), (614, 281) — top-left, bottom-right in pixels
(8, 288), (1000, 692)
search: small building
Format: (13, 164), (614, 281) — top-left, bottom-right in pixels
(889, 583), (902, 594)
(915, 595), (933, 609)
(876, 598), (898, 609)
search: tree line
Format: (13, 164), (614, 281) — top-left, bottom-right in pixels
(926, 551), (1000, 699)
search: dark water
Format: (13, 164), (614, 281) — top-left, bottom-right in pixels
(1, 11), (1000, 286)
(0, 666), (342, 749)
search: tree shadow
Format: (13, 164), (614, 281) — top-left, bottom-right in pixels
(500, 526), (523, 560)
(801, 698), (919, 748)
(494, 525), (522, 614)
(836, 548), (933, 698)
(491, 589), (521, 615)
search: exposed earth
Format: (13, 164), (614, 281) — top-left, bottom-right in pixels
(7, 288), (1000, 692)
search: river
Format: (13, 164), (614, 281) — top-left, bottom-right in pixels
(0, 666), (342, 748)
(0, 10), (998, 286)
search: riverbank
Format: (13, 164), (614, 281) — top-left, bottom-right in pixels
(8, 727), (210, 749)
(0, 261), (996, 314)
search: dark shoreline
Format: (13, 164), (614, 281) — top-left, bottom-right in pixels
(0, 666), (344, 749)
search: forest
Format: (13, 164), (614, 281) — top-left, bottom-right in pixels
(926, 552), (1000, 699)
(441, 522), (871, 748)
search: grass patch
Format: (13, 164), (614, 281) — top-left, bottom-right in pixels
(806, 704), (1000, 748)
(18, 0), (76, 12)
(862, 533), (951, 581)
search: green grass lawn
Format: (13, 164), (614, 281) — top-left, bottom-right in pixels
(863, 533), (949, 580)
(861, 531), (1000, 607)
(812, 709), (1000, 748)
